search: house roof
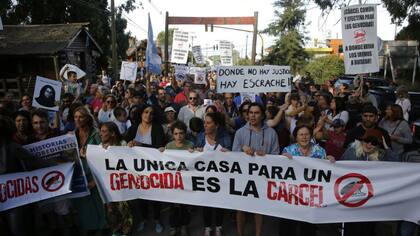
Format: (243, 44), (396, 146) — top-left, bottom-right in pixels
(0, 23), (103, 55)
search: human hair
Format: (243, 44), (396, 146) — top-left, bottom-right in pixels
(189, 117), (204, 133)
(266, 106), (279, 119)
(239, 101), (251, 113)
(0, 115), (16, 140)
(31, 109), (49, 122)
(104, 94), (117, 103)
(100, 122), (123, 144)
(205, 111), (225, 128)
(389, 104), (404, 121)
(333, 96), (346, 114)
(170, 120), (187, 134)
(62, 92), (75, 101)
(293, 125), (314, 140)
(248, 102), (266, 120)
(137, 104), (154, 124)
(205, 105), (217, 113)
(289, 93), (300, 101)
(39, 85), (56, 98)
(67, 102), (83, 122)
(67, 71), (77, 78)
(13, 110), (31, 122)
(113, 106), (127, 118)
(74, 106), (95, 129)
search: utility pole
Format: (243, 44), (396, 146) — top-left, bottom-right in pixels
(245, 35), (248, 59)
(111, 0), (118, 80)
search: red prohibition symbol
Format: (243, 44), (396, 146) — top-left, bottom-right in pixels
(334, 173), (374, 208)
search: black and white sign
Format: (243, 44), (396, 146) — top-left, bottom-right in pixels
(174, 65), (189, 81)
(219, 40), (233, 66)
(342, 4), (379, 74)
(216, 66), (292, 93)
(32, 76), (62, 111)
(171, 30), (190, 64)
(192, 45), (204, 64)
(190, 67), (207, 85)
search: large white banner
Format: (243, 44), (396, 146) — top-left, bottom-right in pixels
(342, 4), (379, 74)
(88, 146), (420, 224)
(0, 163), (74, 212)
(216, 65), (292, 93)
(219, 40), (233, 66)
(171, 30), (190, 64)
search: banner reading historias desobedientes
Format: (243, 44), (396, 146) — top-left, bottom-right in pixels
(342, 4), (379, 74)
(216, 66), (292, 93)
(88, 146), (420, 224)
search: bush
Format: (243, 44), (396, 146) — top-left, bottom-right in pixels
(303, 55), (344, 84)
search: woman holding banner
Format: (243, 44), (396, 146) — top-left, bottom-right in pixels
(193, 112), (231, 236)
(282, 125), (335, 236)
(72, 106), (107, 235)
(125, 104), (166, 233)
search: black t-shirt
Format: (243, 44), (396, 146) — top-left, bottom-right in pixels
(344, 125), (392, 149)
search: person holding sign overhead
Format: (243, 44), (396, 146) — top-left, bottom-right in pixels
(232, 103), (279, 236)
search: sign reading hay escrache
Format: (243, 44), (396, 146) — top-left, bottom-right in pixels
(216, 66), (292, 93)
(342, 4), (379, 74)
(88, 146), (420, 224)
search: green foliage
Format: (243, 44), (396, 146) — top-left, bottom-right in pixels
(264, 0), (308, 73)
(3, 0), (137, 66)
(157, 28), (175, 48)
(303, 55), (344, 84)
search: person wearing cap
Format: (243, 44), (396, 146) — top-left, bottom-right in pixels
(163, 106), (177, 141)
(344, 104), (391, 148)
(315, 118), (347, 160)
(340, 128), (397, 236)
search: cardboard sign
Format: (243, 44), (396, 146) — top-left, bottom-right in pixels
(32, 76), (62, 111)
(219, 40), (233, 66)
(171, 30), (190, 64)
(216, 66), (292, 93)
(190, 67), (207, 85)
(174, 65), (190, 81)
(192, 45), (204, 64)
(342, 4), (379, 74)
(120, 61), (138, 81)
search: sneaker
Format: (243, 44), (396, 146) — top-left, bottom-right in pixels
(155, 221), (164, 233)
(169, 227), (177, 236)
(136, 221), (145, 232)
(204, 227), (212, 236)
(215, 226), (223, 236)
(180, 226), (189, 236)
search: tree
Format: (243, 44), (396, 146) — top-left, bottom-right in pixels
(264, 0), (308, 73)
(157, 28), (175, 48)
(303, 55), (344, 84)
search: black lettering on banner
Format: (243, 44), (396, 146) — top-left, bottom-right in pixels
(207, 177), (220, 193)
(229, 178), (259, 198)
(192, 176), (205, 191)
(304, 169), (332, 183)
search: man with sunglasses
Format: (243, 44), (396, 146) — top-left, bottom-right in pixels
(344, 104), (391, 149)
(178, 91), (205, 131)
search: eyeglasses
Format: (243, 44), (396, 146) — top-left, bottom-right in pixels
(189, 97), (197, 100)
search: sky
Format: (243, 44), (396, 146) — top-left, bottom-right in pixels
(116, 0), (406, 59)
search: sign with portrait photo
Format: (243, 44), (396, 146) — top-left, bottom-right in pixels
(32, 76), (62, 111)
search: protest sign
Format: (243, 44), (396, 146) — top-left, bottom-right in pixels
(120, 61), (138, 81)
(59, 64), (86, 80)
(192, 45), (204, 64)
(0, 163), (74, 212)
(171, 30), (190, 64)
(219, 40), (233, 66)
(240, 92), (256, 104)
(23, 134), (89, 198)
(190, 67), (207, 85)
(88, 146), (420, 224)
(342, 4), (379, 74)
(174, 65), (190, 81)
(216, 65), (292, 93)
(32, 76), (62, 111)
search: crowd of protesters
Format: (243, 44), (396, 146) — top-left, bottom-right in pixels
(0, 67), (417, 236)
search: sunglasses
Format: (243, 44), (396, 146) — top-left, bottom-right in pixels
(189, 97), (197, 100)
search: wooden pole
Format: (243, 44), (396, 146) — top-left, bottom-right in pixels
(251, 11), (258, 65)
(164, 12), (169, 76)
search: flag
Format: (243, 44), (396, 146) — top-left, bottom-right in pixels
(145, 13), (162, 74)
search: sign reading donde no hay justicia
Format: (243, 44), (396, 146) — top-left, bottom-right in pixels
(342, 4), (379, 74)
(216, 65), (292, 93)
(88, 146), (420, 224)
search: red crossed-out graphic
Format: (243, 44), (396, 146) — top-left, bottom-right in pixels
(334, 173), (374, 208)
(42, 171), (65, 192)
